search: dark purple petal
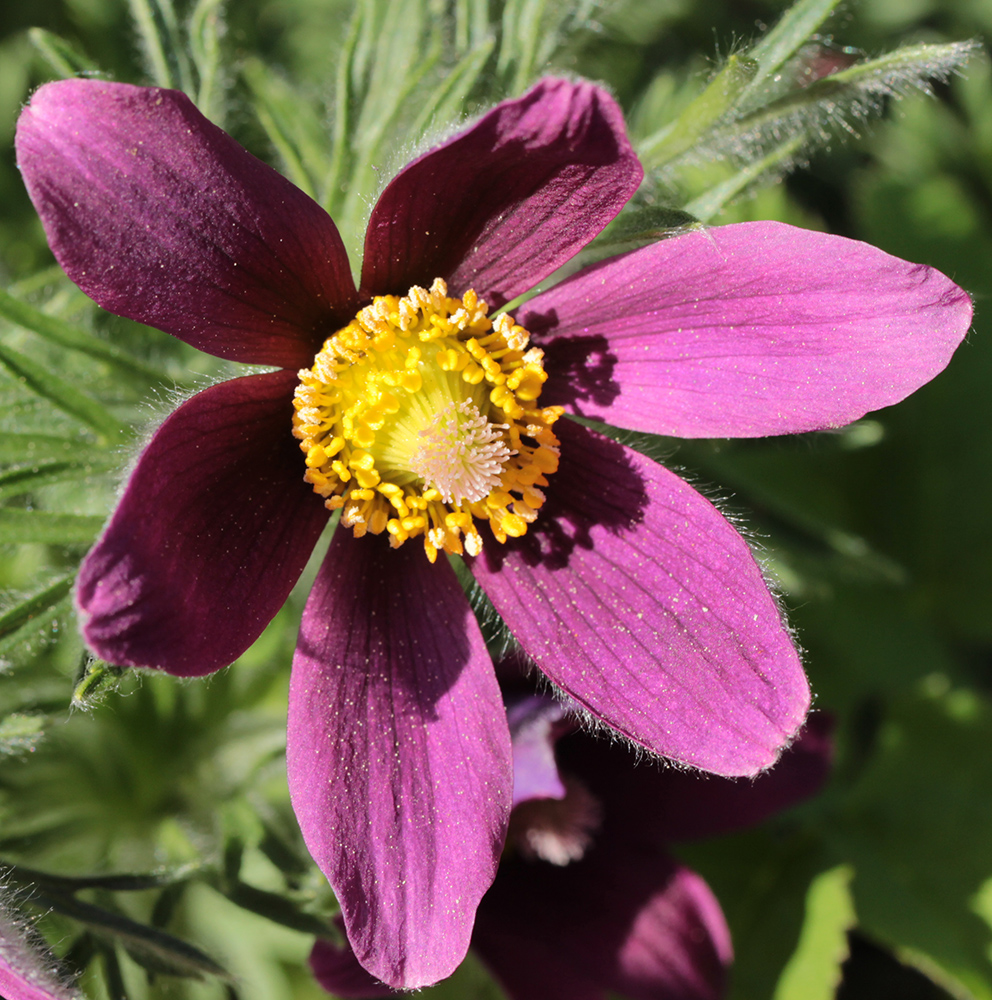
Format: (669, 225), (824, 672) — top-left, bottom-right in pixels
(77, 370), (326, 675)
(523, 222), (973, 437)
(360, 78), (642, 306)
(558, 712), (834, 846)
(474, 852), (730, 1000)
(287, 530), (512, 990)
(506, 695), (569, 806)
(310, 927), (395, 999)
(16, 80), (358, 368)
(470, 419), (809, 778)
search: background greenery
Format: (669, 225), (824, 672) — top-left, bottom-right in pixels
(0, 0), (990, 998)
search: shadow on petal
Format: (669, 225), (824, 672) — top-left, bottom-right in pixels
(535, 329), (622, 415)
(480, 417), (648, 573)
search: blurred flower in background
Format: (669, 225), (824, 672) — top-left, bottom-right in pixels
(309, 690), (833, 1000)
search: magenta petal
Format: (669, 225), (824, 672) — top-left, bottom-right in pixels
(360, 78), (642, 306)
(0, 910), (80, 1000)
(507, 695), (569, 806)
(560, 712), (834, 846)
(0, 956), (77, 1000)
(470, 420), (809, 777)
(287, 530), (512, 990)
(77, 370), (327, 675)
(16, 80), (358, 368)
(525, 221), (973, 437)
(309, 929), (395, 999)
(641, 711), (834, 842)
(474, 854), (730, 1000)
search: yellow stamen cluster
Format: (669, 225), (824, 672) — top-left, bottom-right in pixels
(293, 278), (562, 561)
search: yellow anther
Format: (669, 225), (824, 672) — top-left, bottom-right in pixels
(352, 424), (376, 449)
(500, 513), (528, 537)
(292, 278), (560, 558)
(349, 451), (376, 471)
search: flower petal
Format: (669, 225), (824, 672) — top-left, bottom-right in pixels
(16, 80), (358, 368)
(287, 530), (512, 990)
(470, 419), (809, 777)
(473, 853), (730, 1000)
(360, 78), (641, 306)
(558, 712), (834, 845)
(0, 957), (78, 1000)
(309, 925), (395, 999)
(506, 695), (569, 806)
(524, 221), (972, 437)
(77, 370), (327, 675)
(1, 907), (81, 1000)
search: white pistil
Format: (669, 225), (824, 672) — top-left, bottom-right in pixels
(409, 400), (514, 505)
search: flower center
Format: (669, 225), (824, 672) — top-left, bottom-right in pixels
(293, 278), (562, 561)
(507, 775), (603, 866)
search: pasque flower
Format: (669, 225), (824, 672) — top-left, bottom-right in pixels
(309, 694), (834, 1000)
(15, 76), (969, 988)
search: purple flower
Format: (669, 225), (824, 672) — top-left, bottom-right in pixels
(14, 76), (969, 988)
(0, 895), (81, 1000)
(309, 696), (834, 1000)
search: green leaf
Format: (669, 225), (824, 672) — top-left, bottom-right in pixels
(0, 713), (46, 756)
(599, 205), (701, 241)
(498, 0), (549, 93)
(677, 439), (906, 587)
(189, 0), (225, 121)
(27, 28), (99, 77)
(0, 460), (116, 502)
(496, 0), (597, 94)
(241, 59), (329, 200)
(683, 136), (805, 220)
(221, 880), (334, 937)
(407, 35), (497, 141)
(100, 945), (130, 1000)
(331, 0), (444, 247)
(745, 0), (844, 92)
(0, 509), (105, 545)
(126, 0), (193, 93)
(773, 865), (856, 1000)
(0, 287), (166, 383)
(730, 42), (979, 148)
(127, 0), (175, 87)
(72, 659), (124, 707)
(0, 433), (108, 464)
(835, 688), (992, 996)
(0, 573), (74, 640)
(570, 207), (702, 269)
(7, 861), (200, 893)
(639, 54), (759, 168)
(323, 5), (363, 219)
(679, 825), (832, 1000)
(352, 0), (442, 171)
(0, 339), (128, 441)
(453, 0), (491, 56)
(35, 890), (230, 981)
